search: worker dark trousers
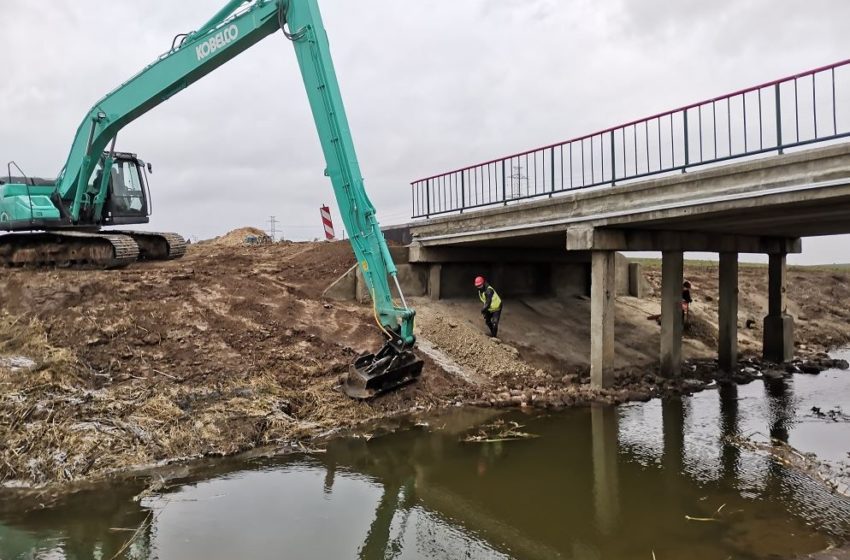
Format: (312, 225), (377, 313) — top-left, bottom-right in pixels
(483, 309), (501, 337)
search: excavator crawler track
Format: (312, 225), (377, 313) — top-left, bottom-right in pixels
(0, 231), (140, 269)
(113, 231), (187, 261)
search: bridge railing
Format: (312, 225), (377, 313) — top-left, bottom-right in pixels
(410, 59), (850, 219)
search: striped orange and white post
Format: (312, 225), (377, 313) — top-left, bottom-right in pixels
(320, 205), (335, 240)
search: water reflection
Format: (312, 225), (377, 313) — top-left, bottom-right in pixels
(2, 373), (849, 560)
(591, 404), (619, 535)
(718, 383), (740, 479)
(765, 375), (797, 443)
(662, 397), (686, 476)
(0, 480), (153, 559)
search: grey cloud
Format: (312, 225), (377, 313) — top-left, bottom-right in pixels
(2, 0), (849, 262)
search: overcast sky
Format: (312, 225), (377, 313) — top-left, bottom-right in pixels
(2, 0), (849, 263)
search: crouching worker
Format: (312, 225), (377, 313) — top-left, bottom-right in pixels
(682, 281), (693, 326)
(474, 276), (502, 337)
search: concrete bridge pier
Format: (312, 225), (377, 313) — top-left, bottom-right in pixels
(428, 264), (442, 300)
(660, 251), (684, 378)
(590, 252), (616, 388)
(718, 252), (739, 372)
(764, 253), (795, 363)
(561, 227), (803, 384)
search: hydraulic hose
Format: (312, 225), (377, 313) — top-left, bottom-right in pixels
(278, 3), (308, 41)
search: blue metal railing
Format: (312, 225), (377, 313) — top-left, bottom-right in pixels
(410, 59), (850, 219)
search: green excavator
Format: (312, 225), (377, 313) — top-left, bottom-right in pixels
(0, 0), (422, 398)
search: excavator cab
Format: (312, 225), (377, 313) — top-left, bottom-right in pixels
(92, 153), (152, 225)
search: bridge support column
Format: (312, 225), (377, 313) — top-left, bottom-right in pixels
(763, 253), (794, 363)
(427, 264), (442, 300)
(590, 251), (616, 388)
(660, 251), (684, 377)
(718, 252), (739, 372)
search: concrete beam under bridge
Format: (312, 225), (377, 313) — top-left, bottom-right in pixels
(409, 244), (590, 264)
(566, 227), (801, 254)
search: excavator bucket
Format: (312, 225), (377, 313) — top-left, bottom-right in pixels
(342, 341), (423, 400)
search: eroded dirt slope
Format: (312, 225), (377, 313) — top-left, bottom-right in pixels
(0, 240), (466, 486)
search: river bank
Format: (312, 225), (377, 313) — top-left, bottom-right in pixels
(2, 379), (849, 559)
(1, 236), (850, 489)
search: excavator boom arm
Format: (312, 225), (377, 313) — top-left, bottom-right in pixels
(284, 0), (415, 345)
(53, 0), (418, 394)
(57, 0), (282, 216)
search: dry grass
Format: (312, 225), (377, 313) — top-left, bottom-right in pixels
(0, 311), (386, 487)
(0, 239), (468, 489)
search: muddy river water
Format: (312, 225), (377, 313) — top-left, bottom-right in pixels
(2, 353), (849, 559)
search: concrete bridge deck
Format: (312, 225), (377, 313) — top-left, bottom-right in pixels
(396, 144), (850, 388)
(409, 143), (850, 252)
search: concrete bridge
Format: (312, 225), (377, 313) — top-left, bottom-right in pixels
(394, 60), (850, 388)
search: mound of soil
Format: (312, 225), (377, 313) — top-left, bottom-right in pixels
(205, 227), (271, 247)
(0, 240), (464, 487)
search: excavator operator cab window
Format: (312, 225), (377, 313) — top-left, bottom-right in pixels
(105, 158), (149, 220)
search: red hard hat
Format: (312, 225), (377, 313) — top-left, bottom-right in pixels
(474, 276), (485, 288)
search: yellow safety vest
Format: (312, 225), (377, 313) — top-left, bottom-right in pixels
(479, 286), (502, 312)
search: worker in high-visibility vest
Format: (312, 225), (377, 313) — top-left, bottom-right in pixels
(475, 276), (502, 337)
